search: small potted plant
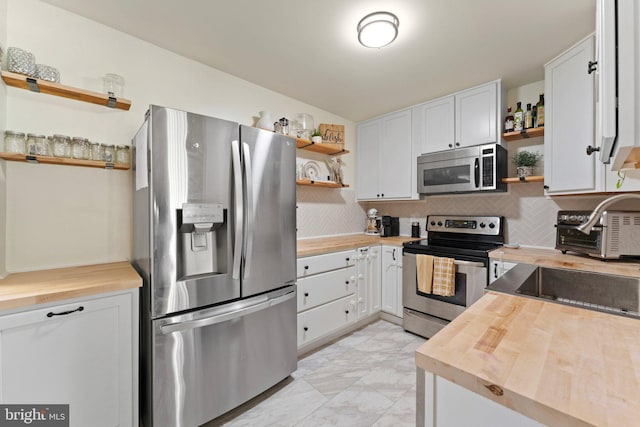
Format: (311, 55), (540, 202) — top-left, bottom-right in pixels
(311, 129), (323, 144)
(512, 150), (542, 178)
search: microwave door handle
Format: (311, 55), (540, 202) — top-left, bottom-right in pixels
(231, 140), (243, 280)
(474, 158), (480, 188)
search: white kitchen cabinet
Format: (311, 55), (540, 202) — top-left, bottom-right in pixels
(489, 259), (518, 284)
(296, 249), (358, 351)
(0, 289), (138, 427)
(356, 109), (417, 200)
(544, 35), (601, 195)
(381, 245), (403, 317)
(355, 246), (381, 319)
(418, 371), (543, 427)
(413, 80), (502, 155)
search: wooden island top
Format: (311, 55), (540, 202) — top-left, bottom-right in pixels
(416, 291), (640, 426)
(0, 261), (142, 310)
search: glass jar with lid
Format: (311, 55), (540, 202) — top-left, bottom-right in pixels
(25, 133), (37, 155)
(52, 134), (71, 158)
(90, 142), (104, 161)
(34, 134), (50, 156)
(3, 131), (26, 154)
(71, 137), (90, 160)
(103, 144), (116, 163)
(116, 145), (130, 165)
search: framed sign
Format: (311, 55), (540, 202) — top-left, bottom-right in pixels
(319, 124), (345, 146)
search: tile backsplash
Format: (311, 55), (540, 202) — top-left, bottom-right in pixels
(296, 187), (367, 238)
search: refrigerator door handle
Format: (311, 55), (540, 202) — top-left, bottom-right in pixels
(160, 290), (295, 334)
(242, 142), (254, 278)
(231, 140), (243, 280)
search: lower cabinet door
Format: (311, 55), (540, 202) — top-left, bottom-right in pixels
(0, 291), (135, 427)
(297, 294), (357, 347)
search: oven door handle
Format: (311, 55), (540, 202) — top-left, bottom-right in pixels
(453, 259), (485, 268)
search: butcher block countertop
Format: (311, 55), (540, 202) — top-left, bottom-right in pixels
(415, 291), (640, 426)
(297, 234), (420, 257)
(490, 246), (640, 278)
(0, 262), (142, 311)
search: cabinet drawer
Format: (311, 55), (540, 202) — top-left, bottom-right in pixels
(297, 249), (356, 278)
(297, 295), (357, 347)
(297, 266), (356, 312)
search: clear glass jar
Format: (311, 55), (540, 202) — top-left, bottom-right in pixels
(25, 133), (37, 155)
(71, 137), (90, 160)
(34, 134), (50, 156)
(90, 142), (104, 161)
(103, 144), (115, 163)
(115, 145), (130, 165)
(52, 134), (71, 158)
(3, 130), (26, 154)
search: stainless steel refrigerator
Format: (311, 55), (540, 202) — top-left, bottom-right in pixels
(132, 105), (297, 427)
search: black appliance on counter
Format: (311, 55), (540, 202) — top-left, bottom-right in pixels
(381, 216), (399, 237)
(402, 215), (504, 338)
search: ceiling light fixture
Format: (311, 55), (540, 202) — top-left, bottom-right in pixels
(357, 11), (399, 48)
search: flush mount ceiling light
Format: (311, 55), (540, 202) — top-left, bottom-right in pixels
(357, 11), (399, 48)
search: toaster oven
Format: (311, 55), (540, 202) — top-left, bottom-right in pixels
(556, 210), (640, 259)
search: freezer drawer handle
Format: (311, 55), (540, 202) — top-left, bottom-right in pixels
(46, 306), (84, 318)
(160, 291), (295, 334)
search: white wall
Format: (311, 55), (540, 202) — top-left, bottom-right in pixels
(4, 0), (357, 272)
(0, 0), (7, 277)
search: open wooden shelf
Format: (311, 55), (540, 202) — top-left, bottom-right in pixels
(502, 175), (544, 184)
(295, 138), (349, 156)
(296, 178), (349, 188)
(503, 127), (544, 141)
(0, 152), (130, 170)
(1, 71), (132, 111)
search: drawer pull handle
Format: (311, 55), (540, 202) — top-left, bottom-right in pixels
(345, 280), (349, 285)
(345, 257), (350, 262)
(47, 306), (84, 318)
(484, 384), (504, 397)
(303, 326), (308, 331)
(345, 310), (349, 314)
(304, 265), (309, 270)
(304, 292), (309, 297)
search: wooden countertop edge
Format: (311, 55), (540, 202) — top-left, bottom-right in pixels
(0, 261), (142, 310)
(415, 352), (592, 427)
(297, 235), (420, 257)
(489, 247), (640, 278)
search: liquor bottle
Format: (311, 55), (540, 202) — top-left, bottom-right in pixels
(504, 106), (514, 133)
(513, 102), (524, 132)
(524, 103), (533, 129)
(532, 105), (538, 128)
(536, 94), (545, 127)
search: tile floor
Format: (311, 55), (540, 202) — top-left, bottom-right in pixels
(210, 319), (426, 427)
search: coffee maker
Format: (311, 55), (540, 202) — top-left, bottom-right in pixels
(365, 208), (381, 235)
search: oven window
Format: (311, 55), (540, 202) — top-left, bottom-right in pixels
(416, 271), (467, 306)
(423, 165), (470, 186)
(558, 227), (601, 249)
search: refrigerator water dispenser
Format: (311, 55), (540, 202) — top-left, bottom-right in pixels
(177, 203), (225, 279)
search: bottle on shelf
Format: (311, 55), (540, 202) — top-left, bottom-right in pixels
(532, 105), (538, 128)
(504, 106), (514, 133)
(524, 103), (533, 129)
(513, 102), (524, 132)
(536, 94), (545, 127)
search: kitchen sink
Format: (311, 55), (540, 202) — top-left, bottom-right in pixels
(487, 263), (640, 319)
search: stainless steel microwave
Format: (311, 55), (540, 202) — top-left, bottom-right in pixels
(417, 143), (507, 195)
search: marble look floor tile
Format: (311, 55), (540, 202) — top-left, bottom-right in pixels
(298, 384), (395, 427)
(371, 388), (417, 427)
(355, 364), (416, 401)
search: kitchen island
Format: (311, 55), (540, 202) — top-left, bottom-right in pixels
(415, 290), (640, 426)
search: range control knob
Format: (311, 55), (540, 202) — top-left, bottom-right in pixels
(479, 223), (486, 228)
(437, 221), (443, 226)
(430, 221), (436, 226)
(488, 223), (496, 229)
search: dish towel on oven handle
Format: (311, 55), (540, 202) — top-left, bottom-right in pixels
(416, 254), (434, 294)
(432, 256), (455, 296)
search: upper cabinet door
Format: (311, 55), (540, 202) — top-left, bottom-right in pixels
(544, 35), (597, 194)
(455, 82), (498, 147)
(379, 109), (413, 199)
(412, 96), (455, 154)
(356, 119), (381, 200)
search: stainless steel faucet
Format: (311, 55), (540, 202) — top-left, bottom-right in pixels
(577, 193), (640, 234)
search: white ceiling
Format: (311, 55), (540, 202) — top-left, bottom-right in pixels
(41, 0), (595, 122)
